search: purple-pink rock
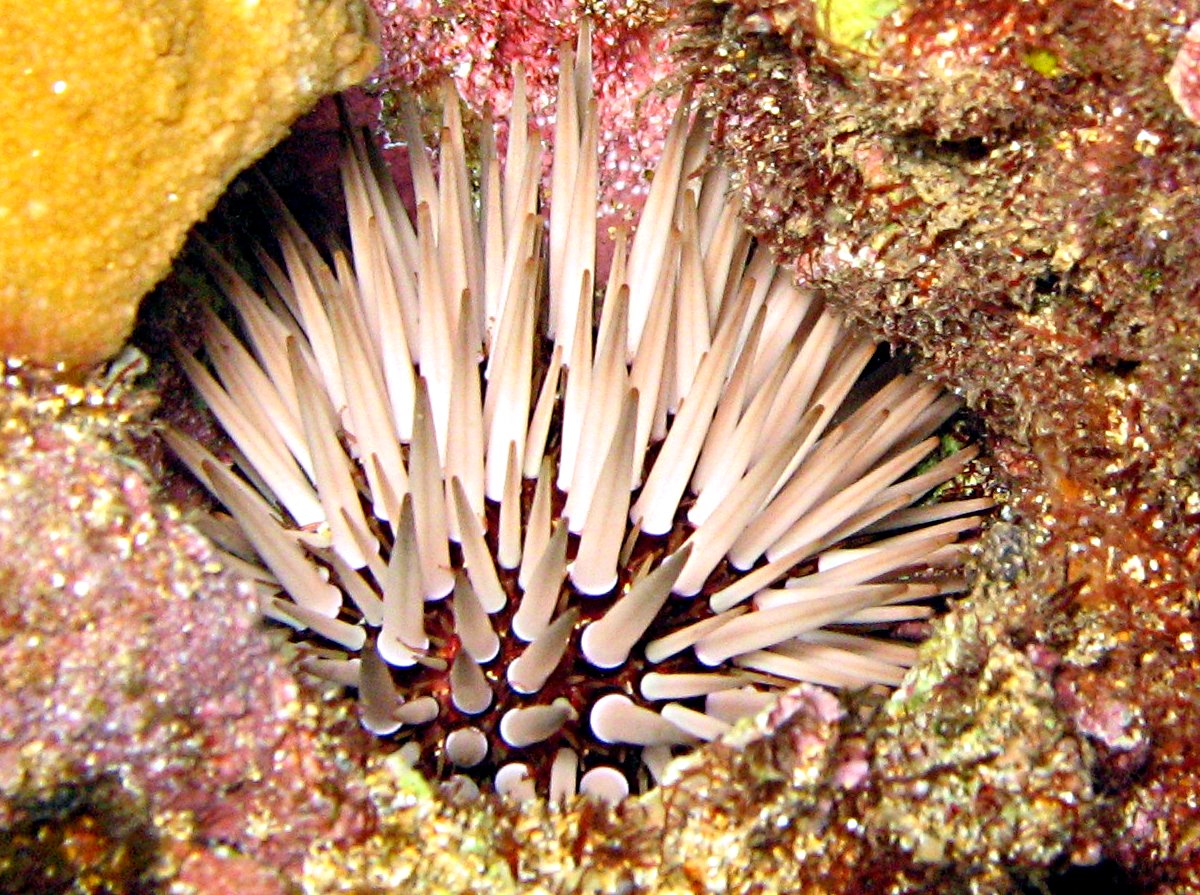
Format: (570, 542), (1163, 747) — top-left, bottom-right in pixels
(0, 359), (378, 887)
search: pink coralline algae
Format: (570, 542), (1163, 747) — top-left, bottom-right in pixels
(370, 0), (679, 226)
(0, 357), (378, 888)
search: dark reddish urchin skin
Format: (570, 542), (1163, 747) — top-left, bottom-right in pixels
(325, 428), (910, 793)
(359, 475), (688, 788)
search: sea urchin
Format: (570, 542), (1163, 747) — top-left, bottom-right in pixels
(165, 25), (990, 803)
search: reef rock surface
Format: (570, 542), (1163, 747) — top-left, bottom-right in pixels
(0, 357), (380, 892)
(672, 0), (1200, 889)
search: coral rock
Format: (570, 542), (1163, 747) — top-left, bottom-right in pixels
(0, 0), (378, 367)
(0, 358), (379, 885)
(681, 0), (1200, 533)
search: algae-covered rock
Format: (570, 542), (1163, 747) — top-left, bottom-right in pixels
(0, 0), (378, 367)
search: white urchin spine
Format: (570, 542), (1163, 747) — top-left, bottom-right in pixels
(168, 24), (990, 802)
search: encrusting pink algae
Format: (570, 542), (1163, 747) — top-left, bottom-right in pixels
(0, 357), (378, 893)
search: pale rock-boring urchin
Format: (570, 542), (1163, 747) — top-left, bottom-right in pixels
(166, 26), (990, 803)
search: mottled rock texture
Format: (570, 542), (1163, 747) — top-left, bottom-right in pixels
(369, 0), (677, 230)
(0, 359), (378, 891)
(677, 0), (1200, 526)
(668, 0), (1200, 889)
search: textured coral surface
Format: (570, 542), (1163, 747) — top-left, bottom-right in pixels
(666, 0), (1200, 888)
(0, 359), (379, 892)
(0, 0), (378, 368)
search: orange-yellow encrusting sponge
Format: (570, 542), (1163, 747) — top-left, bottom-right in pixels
(0, 0), (378, 367)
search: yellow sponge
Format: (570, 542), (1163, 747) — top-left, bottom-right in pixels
(0, 0), (377, 366)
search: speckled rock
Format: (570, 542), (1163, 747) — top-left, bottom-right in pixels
(0, 356), (379, 888)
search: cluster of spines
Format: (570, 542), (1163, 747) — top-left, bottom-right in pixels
(166, 25), (989, 802)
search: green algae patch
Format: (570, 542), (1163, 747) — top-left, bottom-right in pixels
(1024, 47), (1064, 77)
(817, 0), (899, 54)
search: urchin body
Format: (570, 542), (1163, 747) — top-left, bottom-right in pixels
(168, 27), (988, 802)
